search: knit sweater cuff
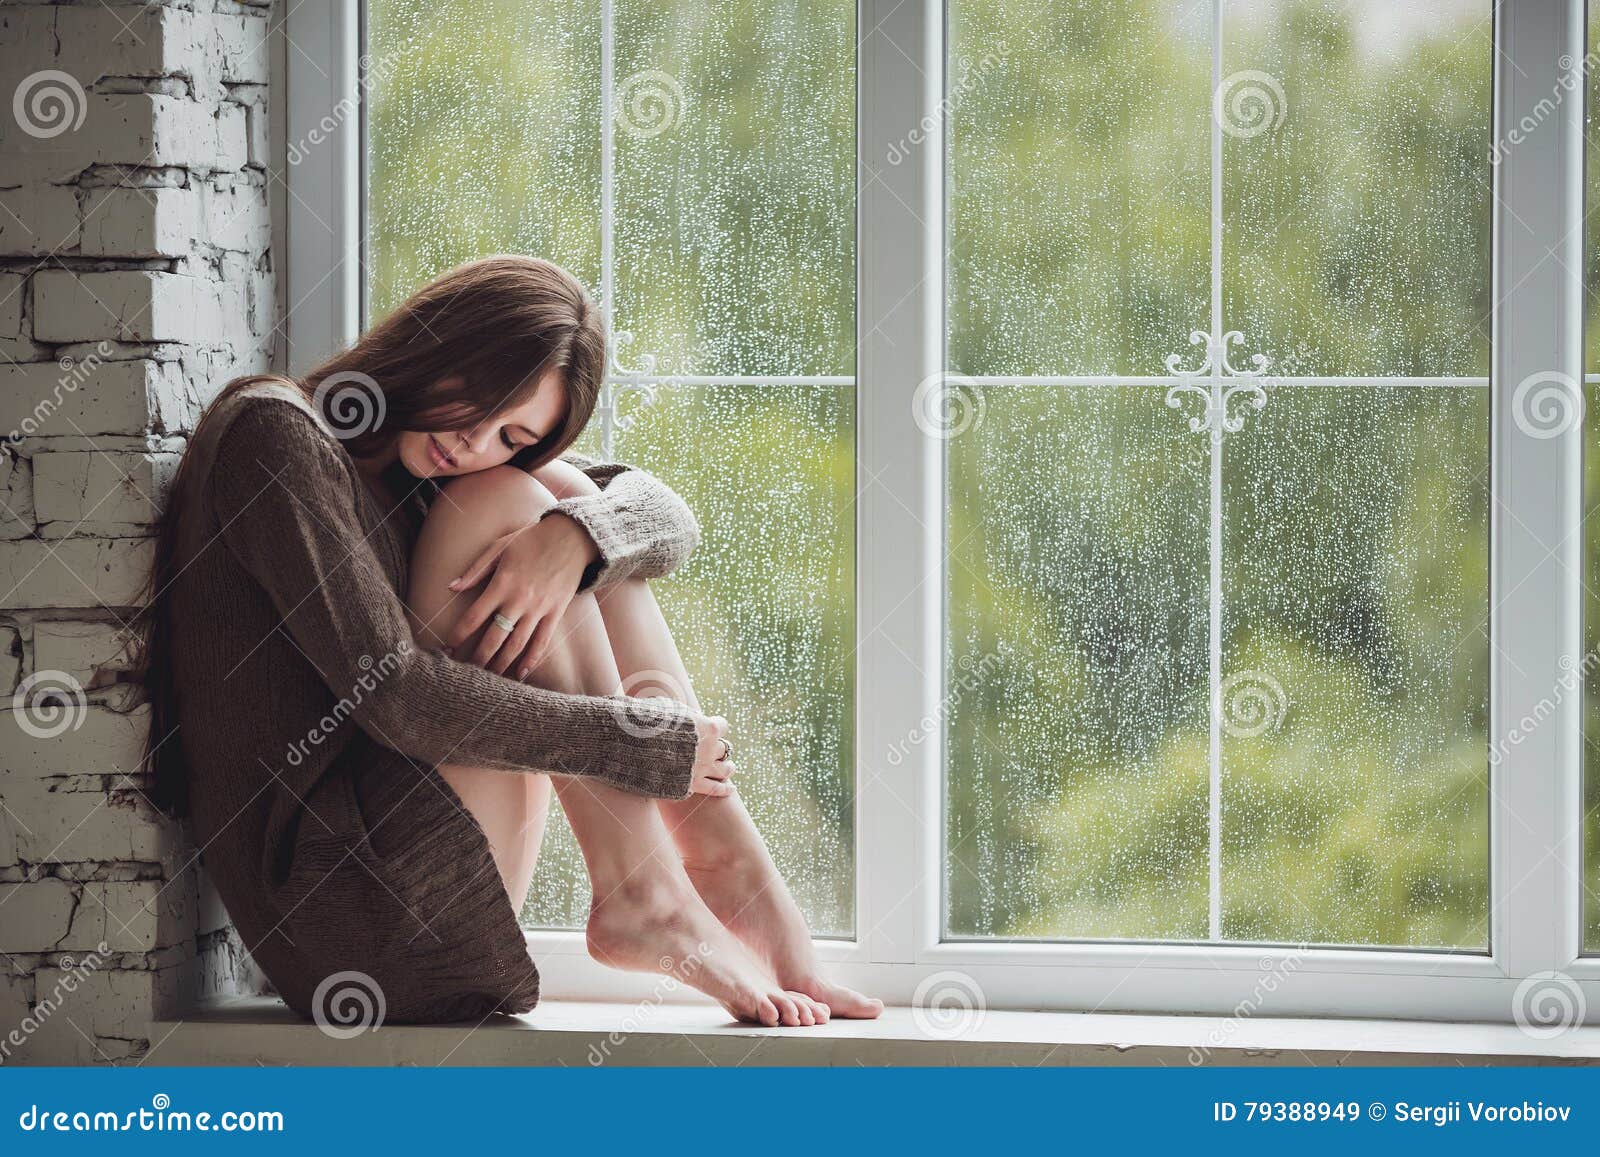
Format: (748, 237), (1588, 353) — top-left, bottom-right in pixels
(591, 695), (700, 799)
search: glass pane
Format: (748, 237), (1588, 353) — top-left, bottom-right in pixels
(946, 387), (1210, 939)
(947, 0), (1212, 378)
(366, 0), (601, 317)
(613, 1), (855, 375)
(526, 386), (855, 935)
(1223, 1), (1492, 377)
(366, 1), (856, 935)
(1221, 385), (1489, 948)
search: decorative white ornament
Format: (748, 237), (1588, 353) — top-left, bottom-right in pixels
(1163, 330), (1272, 434)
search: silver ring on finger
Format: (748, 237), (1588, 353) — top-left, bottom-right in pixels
(491, 611), (518, 634)
(716, 737), (733, 762)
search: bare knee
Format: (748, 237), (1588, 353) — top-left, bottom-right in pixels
(532, 457), (601, 501)
(407, 467), (557, 647)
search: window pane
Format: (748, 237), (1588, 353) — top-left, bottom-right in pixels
(946, 387), (1211, 939)
(527, 386), (855, 935)
(1223, 2), (1492, 377)
(614, 1), (855, 376)
(947, 0), (1490, 945)
(366, 0), (856, 934)
(1222, 385), (1488, 947)
(946, 0), (1211, 378)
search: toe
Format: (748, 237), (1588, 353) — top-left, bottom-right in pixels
(772, 993), (801, 1026)
(788, 993), (815, 1025)
(753, 996), (780, 1027)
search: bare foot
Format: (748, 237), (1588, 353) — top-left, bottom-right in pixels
(586, 871), (829, 1027)
(683, 852), (884, 1020)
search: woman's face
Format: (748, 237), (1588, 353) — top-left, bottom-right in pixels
(395, 370), (567, 480)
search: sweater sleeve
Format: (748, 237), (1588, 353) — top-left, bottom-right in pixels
(546, 450), (701, 593)
(203, 398), (700, 799)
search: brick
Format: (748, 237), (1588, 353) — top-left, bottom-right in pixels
(3, 95), (248, 184)
(33, 621), (134, 690)
(0, 537), (153, 609)
(0, 186), (80, 256)
(78, 185), (199, 258)
(32, 270), (241, 345)
(0, 704), (147, 780)
(28, 962), (182, 1041)
(14, 788), (179, 865)
(0, 357), (181, 440)
(0, 626), (20, 694)
(0, 878), (76, 952)
(0, 274), (22, 340)
(0, 451), (35, 540)
(34, 450), (176, 529)
(204, 180), (270, 253)
(66, 878), (196, 953)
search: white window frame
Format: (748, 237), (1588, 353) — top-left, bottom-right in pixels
(284, 0), (1592, 1023)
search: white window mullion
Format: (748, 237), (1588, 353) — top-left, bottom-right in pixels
(1490, 0), (1585, 980)
(855, 0), (943, 964)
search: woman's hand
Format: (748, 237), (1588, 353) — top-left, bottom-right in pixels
(443, 512), (601, 678)
(690, 713), (738, 797)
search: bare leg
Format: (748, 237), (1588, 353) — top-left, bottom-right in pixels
(536, 461), (883, 1019)
(408, 466), (826, 1025)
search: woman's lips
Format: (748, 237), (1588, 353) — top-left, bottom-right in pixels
(427, 435), (455, 471)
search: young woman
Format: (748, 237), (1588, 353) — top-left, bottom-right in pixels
(140, 255), (881, 1028)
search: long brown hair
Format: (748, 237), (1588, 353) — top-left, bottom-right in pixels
(135, 255), (609, 815)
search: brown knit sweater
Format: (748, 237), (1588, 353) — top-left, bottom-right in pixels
(168, 380), (703, 1021)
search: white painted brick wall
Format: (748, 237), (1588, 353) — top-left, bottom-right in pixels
(0, 0), (276, 1064)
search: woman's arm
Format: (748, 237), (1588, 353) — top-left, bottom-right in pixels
(546, 450), (701, 592)
(203, 397), (700, 799)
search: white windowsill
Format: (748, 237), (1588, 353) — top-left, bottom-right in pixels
(147, 997), (1600, 1067)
